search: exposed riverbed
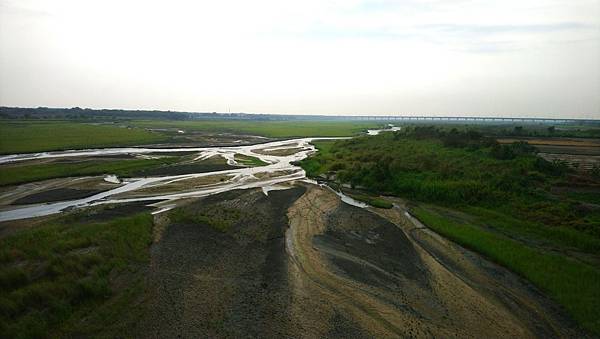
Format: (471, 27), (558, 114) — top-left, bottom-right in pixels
(0, 137), (349, 221)
(0, 127), (586, 338)
(0, 125), (402, 223)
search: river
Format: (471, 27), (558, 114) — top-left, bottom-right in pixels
(0, 126), (401, 222)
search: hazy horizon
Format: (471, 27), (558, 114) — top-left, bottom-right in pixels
(1, 0), (599, 118)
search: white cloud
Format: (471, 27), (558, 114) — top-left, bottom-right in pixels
(0, 0), (598, 117)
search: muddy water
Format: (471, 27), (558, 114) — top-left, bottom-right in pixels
(0, 137), (352, 222)
(367, 125), (400, 135)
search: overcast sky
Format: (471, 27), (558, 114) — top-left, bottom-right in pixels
(1, 0), (599, 117)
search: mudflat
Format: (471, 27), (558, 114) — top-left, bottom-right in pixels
(11, 188), (103, 205)
(134, 184), (586, 338)
(137, 187), (306, 338)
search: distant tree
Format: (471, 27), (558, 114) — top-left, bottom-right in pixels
(591, 165), (600, 178)
(510, 141), (537, 155)
(548, 126), (555, 134)
(514, 126), (523, 135)
(491, 144), (515, 160)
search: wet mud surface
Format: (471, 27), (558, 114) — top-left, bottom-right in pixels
(133, 162), (236, 177)
(137, 187), (305, 338)
(135, 185), (587, 338)
(11, 188), (104, 205)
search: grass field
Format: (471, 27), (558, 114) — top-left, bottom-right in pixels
(234, 154), (269, 167)
(0, 119), (383, 155)
(0, 121), (166, 154)
(0, 158), (180, 186)
(130, 120), (382, 138)
(0, 211), (154, 338)
(412, 206), (600, 334)
(463, 206), (600, 255)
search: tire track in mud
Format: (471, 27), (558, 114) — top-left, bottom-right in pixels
(285, 185), (587, 338)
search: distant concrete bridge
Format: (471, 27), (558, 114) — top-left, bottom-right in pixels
(344, 116), (599, 124)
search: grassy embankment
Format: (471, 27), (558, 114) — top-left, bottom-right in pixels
(412, 207), (600, 333)
(300, 127), (600, 334)
(0, 121), (166, 154)
(0, 211), (154, 338)
(130, 120), (382, 138)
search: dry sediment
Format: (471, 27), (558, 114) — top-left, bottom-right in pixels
(285, 186), (584, 338)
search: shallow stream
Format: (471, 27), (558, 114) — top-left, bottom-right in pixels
(0, 126), (398, 221)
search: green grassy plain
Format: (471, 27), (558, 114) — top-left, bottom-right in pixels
(412, 207), (600, 334)
(0, 212), (154, 338)
(0, 121), (166, 154)
(234, 154), (269, 167)
(130, 120), (382, 138)
(0, 119), (383, 155)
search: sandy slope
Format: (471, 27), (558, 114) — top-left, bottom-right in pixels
(285, 185), (585, 338)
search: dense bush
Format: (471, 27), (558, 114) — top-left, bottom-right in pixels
(0, 213), (154, 338)
(300, 127), (599, 235)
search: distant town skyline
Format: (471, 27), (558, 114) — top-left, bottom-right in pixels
(1, 0), (599, 118)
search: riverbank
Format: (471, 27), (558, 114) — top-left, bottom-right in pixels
(0, 183), (590, 337)
(298, 127), (600, 335)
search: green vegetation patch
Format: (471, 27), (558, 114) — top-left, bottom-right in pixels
(564, 191), (600, 205)
(170, 205), (241, 232)
(463, 206), (600, 255)
(299, 140), (338, 177)
(0, 121), (166, 154)
(0, 157), (180, 186)
(412, 206), (600, 335)
(300, 127), (600, 238)
(0, 212), (154, 338)
(234, 154), (268, 167)
(131, 120), (382, 138)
